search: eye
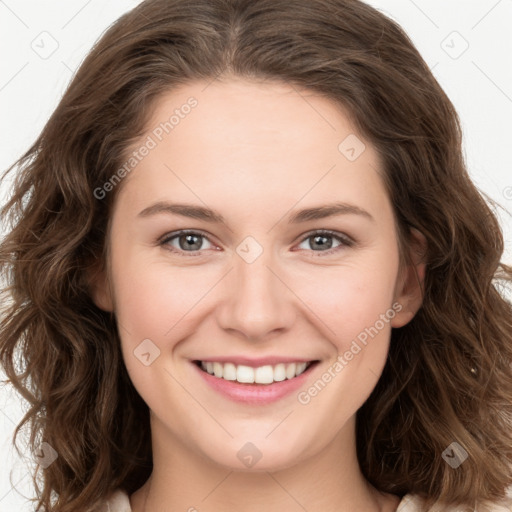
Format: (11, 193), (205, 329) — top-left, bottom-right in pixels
(295, 230), (354, 255)
(158, 229), (354, 257)
(159, 230), (216, 256)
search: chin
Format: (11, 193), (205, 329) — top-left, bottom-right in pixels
(204, 439), (307, 473)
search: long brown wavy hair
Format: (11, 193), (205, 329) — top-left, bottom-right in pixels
(1, 0), (511, 510)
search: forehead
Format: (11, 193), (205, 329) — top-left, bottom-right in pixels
(142, 78), (361, 159)
(115, 78), (391, 225)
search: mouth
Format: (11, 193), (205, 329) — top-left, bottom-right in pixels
(193, 360), (319, 385)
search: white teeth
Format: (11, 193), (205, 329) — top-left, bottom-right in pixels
(237, 365), (255, 383)
(199, 360), (312, 384)
(285, 363), (296, 379)
(273, 363), (286, 381)
(295, 362), (307, 376)
(254, 365), (274, 384)
(213, 362), (223, 378)
(223, 363), (237, 381)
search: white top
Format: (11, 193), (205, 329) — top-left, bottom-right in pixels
(100, 487), (512, 511)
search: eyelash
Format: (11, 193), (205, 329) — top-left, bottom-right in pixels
(158, 229), (355, 257)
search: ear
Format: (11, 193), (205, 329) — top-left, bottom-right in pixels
(391, 227), (427, 328)
(87, 262), (114, 312)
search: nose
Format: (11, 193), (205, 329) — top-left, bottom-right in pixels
(216, 245), (296, 342)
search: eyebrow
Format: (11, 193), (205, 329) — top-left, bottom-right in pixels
(137, 201), (375, 224)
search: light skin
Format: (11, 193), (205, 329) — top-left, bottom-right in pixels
(92, 78), (426, 512)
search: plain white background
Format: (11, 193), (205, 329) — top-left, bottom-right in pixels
(1, 1), (511, 509)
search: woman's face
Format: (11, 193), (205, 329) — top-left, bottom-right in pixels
(94, 79), (424, 472)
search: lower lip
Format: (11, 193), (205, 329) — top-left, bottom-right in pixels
(192, 361), (318, 405)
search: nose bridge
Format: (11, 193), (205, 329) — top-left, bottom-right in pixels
(217, 236), (293, 340)
(236, 249), (276, 299)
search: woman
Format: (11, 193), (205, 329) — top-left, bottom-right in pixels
(1, 1), (511, 511)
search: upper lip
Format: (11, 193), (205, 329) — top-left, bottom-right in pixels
(194, 357), (318, 368)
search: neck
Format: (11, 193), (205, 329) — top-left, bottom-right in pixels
(130, 415), (400, 512)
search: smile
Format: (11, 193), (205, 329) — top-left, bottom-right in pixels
(196, 360), (314, 385)
(192, 358), (320, 405)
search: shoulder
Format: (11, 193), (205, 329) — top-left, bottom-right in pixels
(398, 485), (512, 511)
(98, 489), (132, 512)
(100, 487), (512, 512)
(397, 493), (425, 510)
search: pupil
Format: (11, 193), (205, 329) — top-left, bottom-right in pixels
(181, 234), (201, 251)
(312, 235), (332, 250)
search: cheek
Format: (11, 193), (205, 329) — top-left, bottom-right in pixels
(111, 252), (215, 341)
(293, 265), (399, 419)
(109, 251), (218, 411)
(109, 244), (231, 393)
(296, 258), (399, 347)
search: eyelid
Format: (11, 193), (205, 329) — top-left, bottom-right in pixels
(158, 229), (354, 256)
(293, 229), (355, 255)
(297, 229), (353, 244)
(158, 229), (218, 255)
